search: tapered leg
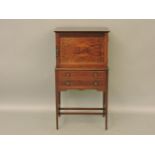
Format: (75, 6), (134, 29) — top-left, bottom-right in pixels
(105, 70), (109, 130)
(56, 90), (59, 130)
(104, 91), (108, 130)
(58, 92), (61, 117)
(103, 91), (105, 117)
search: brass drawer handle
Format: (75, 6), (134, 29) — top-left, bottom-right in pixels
(93, 72), (99, 77)
(64, 81), (71, 86)
(64, 72), (71, 77)
(93, 81), (99, 86)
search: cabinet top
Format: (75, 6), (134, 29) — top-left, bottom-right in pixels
(54, 27), (110, 32)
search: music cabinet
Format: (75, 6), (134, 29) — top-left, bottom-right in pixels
(55, 27), (110, 129)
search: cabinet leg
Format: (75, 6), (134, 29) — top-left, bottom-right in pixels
(58, 92), (61, 117)
(56, 90), (59, 130)
(103, 91), (105, 117)
(105, 70), (109, 130)
(104, 91), (108, 130)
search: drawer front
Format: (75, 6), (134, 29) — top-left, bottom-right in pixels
(57, 71), (105, 80)
(56, 70), (106, 90)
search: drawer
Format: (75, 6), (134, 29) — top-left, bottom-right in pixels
(57, 70), (106, 80)
(58, 80), (105, 90)
(56, 70), (107, 90)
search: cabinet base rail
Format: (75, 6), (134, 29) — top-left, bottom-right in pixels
(60, 112), (104, 115)
(60, 107), (105, 110)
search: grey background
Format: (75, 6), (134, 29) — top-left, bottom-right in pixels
(0, 19), (155, 134)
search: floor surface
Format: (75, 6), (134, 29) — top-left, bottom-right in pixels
(0, 110), (155, 135)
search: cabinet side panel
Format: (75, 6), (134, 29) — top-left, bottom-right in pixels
(104, 32), (109, 66)
(56, 33), (60, 68)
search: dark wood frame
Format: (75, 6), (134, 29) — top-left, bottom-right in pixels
(55, 28), (109, 130)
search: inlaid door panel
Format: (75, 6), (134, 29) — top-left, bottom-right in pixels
(56, 32), (108, 68)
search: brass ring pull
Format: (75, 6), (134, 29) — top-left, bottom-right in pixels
(93, 81), (99, 86)
(65, 72), (71, 77)
(64, 81), (71, 86)
(93, 72), (98, 77)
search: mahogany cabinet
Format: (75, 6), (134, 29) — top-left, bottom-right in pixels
(55, 27), (110, 129)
